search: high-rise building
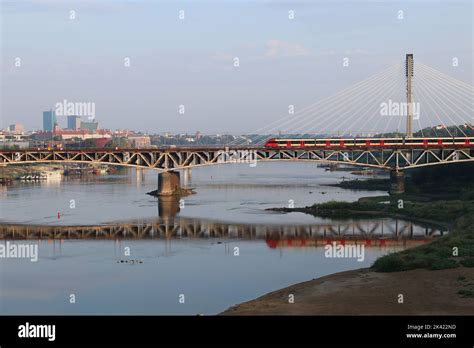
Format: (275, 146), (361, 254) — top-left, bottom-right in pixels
(43, 110), (57, 132)
(67, 115), (81, 130)
(8, 123), (24, 133)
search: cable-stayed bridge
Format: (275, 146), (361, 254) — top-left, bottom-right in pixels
(230, 54), (473, 144)
(0, 55), (473, 194)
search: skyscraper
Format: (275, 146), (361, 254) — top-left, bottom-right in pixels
(67, 115), (81, 130)
(43, 110), (57, 132)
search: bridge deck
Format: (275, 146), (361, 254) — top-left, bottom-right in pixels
(0, 143), (473, 170)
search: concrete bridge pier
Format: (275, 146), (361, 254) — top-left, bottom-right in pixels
(390, 170), (405, 194)
(157, 171), (181, 196)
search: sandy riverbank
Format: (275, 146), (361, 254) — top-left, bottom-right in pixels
(221, 267), (474, 315)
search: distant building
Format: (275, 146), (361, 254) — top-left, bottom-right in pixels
(43, 110), (57, 132)
(0, 129), (28, 149)
(8, 123), (24, 133)
(0, 132), (26, 142)
(94, 138), (110, 148)
(195, 131), (201, 140)
(113, 129), (134, 137)
(0, 141), (29, 149)
(128, 136), (151, 148)
(81, 121), (99, 132)
(67, 116), (81, 130)
(56, 129), (111, 141)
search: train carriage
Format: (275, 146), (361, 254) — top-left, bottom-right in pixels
(264, 137), (474, 149)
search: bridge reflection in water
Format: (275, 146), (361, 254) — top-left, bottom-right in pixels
(0, 215), (447, 249)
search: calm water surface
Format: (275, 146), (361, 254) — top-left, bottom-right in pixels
(0, 163), (445, 314)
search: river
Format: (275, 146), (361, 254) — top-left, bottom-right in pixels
(0, 162), (446, 314)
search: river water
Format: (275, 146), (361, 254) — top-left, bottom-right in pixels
(0, 162), (445, 314)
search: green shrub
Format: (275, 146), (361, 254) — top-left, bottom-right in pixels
(372, 254), (406, 272)
(429, 259), (458, 270)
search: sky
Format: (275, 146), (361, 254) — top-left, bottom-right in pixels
(1, 0), (473, 134)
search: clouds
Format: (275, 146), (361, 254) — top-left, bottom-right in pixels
(210, 39), (310, 64)
(265, 39), (309, 58)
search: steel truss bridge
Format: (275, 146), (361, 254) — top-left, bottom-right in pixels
(0, 145), (473, 171)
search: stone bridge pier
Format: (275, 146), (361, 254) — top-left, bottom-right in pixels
(155, 168), (193, 197)
(157, 171), (181, 196)
(390, 170), (405, 194)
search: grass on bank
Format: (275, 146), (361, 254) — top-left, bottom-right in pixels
(372, 214), (474, 272)
(303, 197), (472, 225)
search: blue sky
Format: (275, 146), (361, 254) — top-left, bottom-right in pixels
(1, 0), (472, 133)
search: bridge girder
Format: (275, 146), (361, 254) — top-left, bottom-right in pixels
(0, 147), (473, 171)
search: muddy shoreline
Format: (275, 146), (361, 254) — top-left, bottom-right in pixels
(221, 267), (474, 315)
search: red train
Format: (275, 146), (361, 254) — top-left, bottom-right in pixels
(264, 137), (474, 148)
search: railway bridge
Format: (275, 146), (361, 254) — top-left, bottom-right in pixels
(0, 142), (473, 194)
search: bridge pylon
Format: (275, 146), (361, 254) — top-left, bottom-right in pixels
(406, 53), (414, 137)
